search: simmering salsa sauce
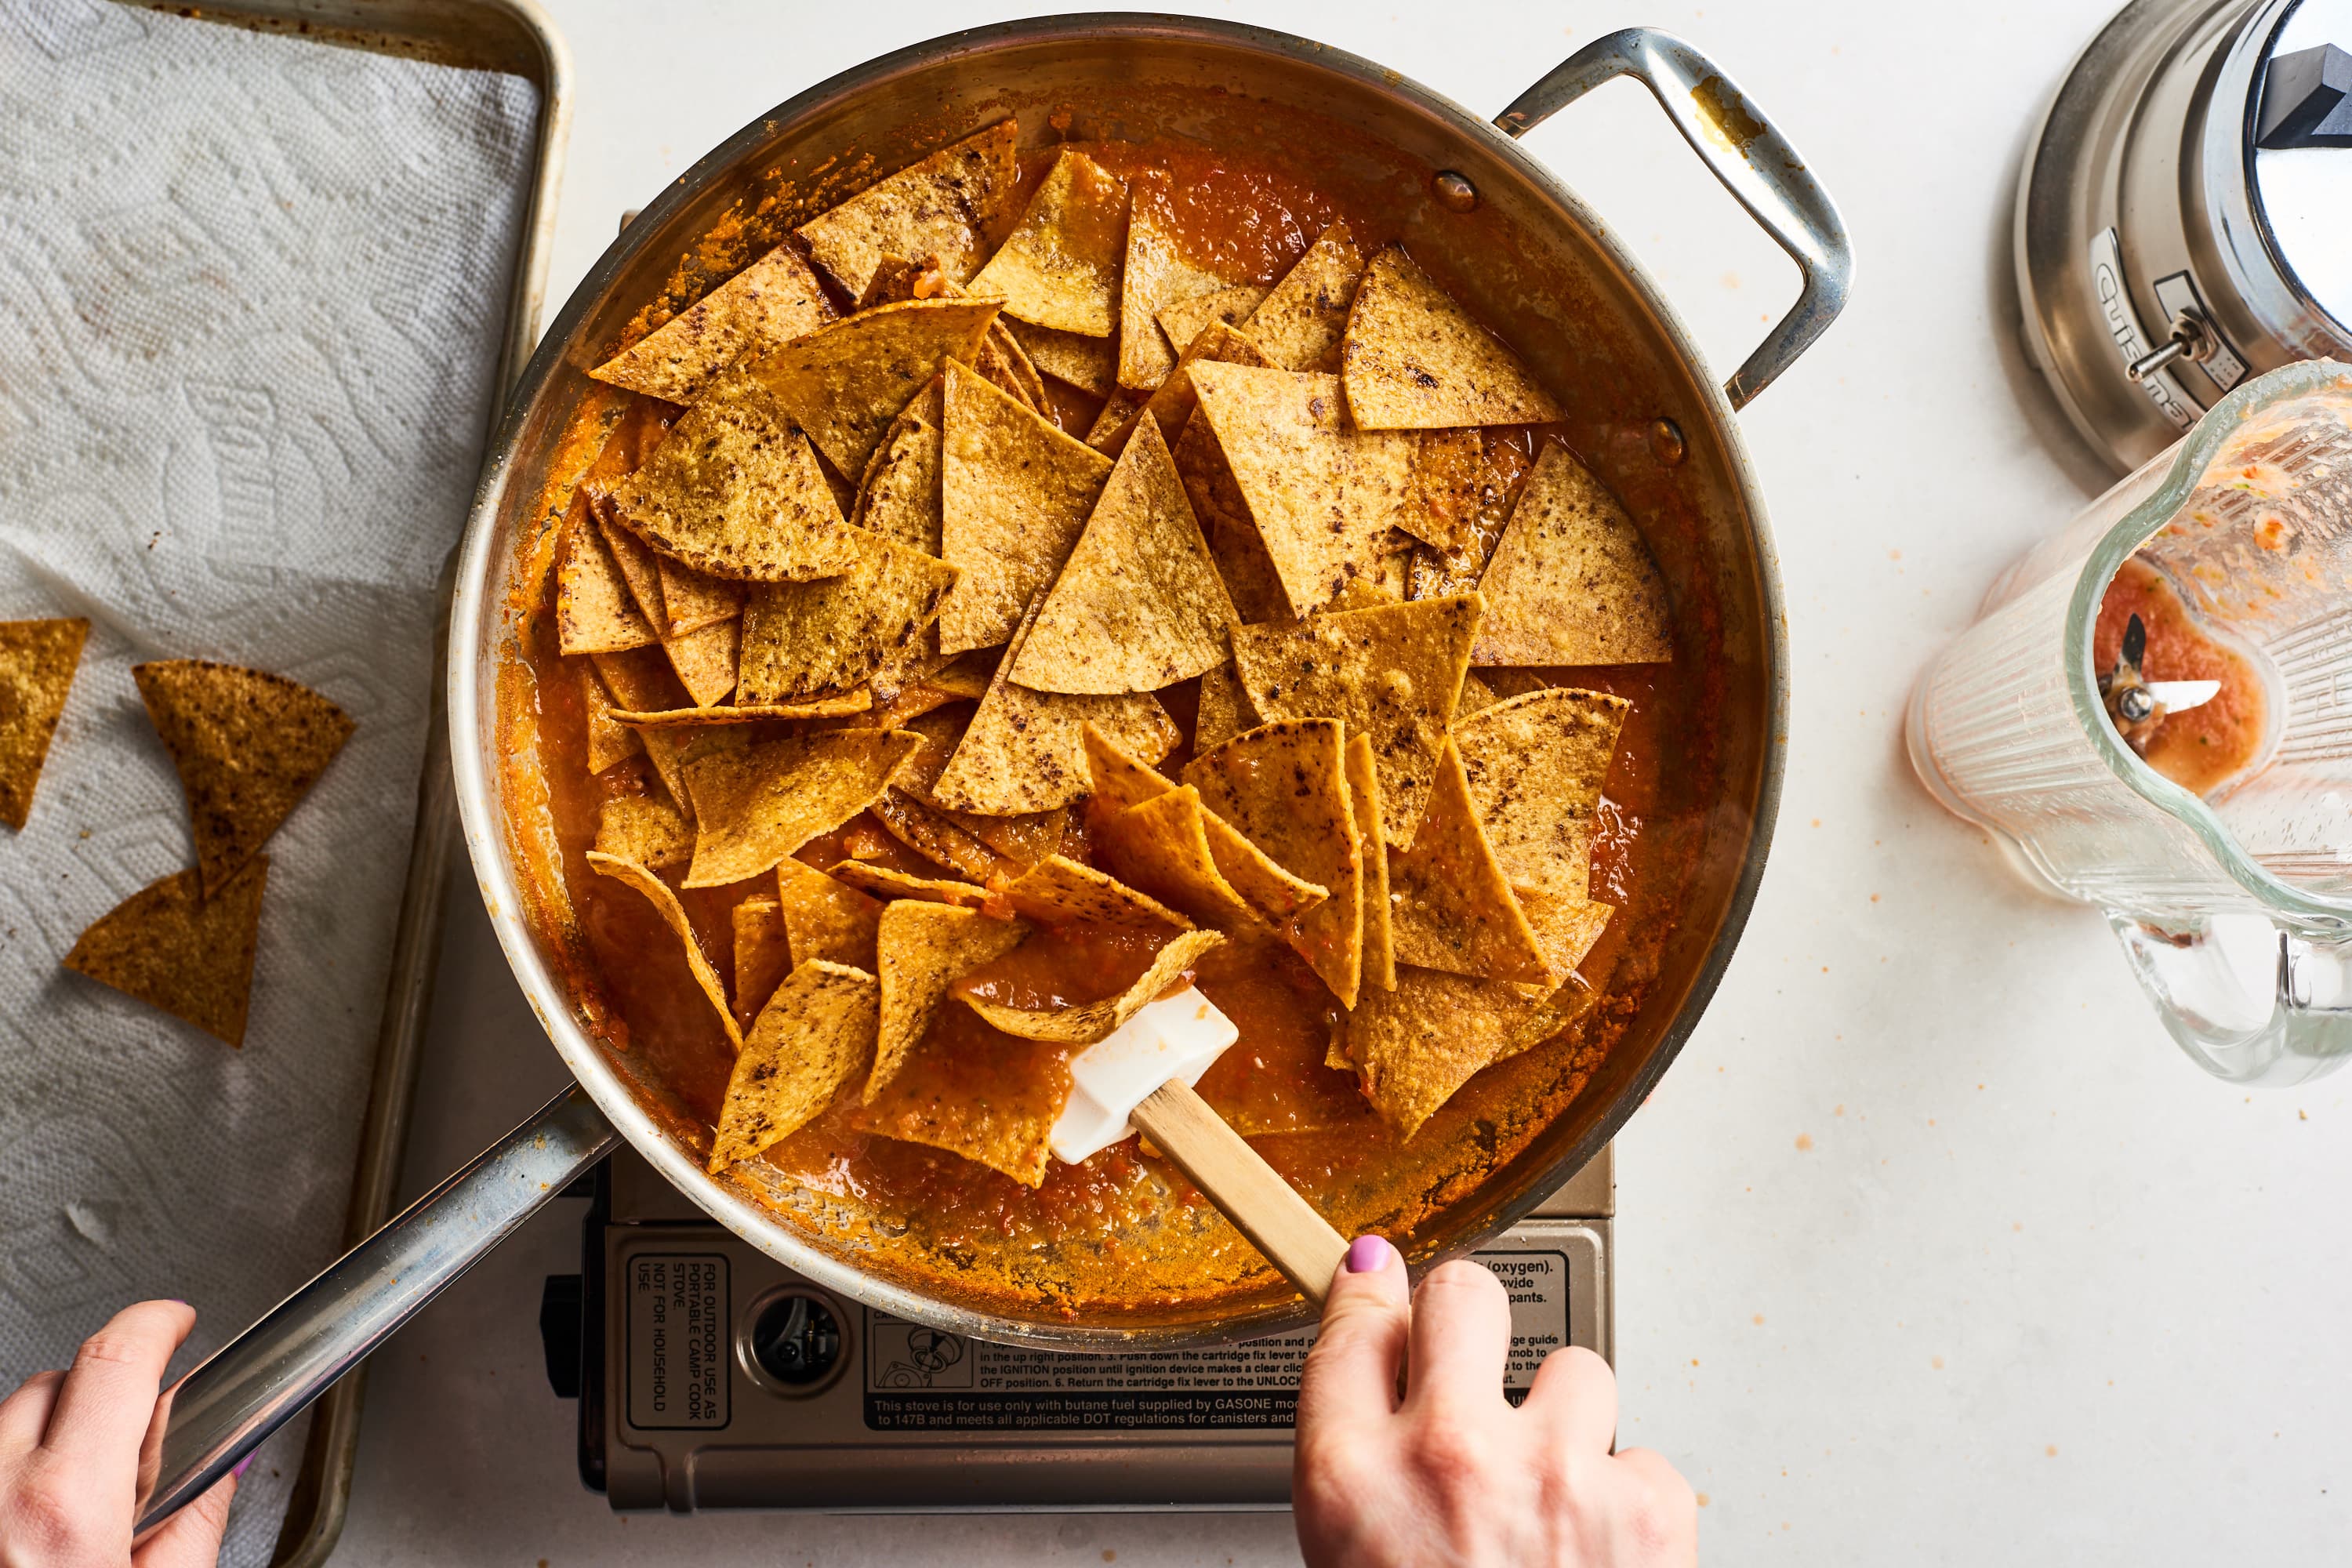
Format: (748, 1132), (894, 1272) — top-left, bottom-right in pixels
(506, 129), (1721, 1316)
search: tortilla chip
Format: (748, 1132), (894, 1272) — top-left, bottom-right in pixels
(963, 927), (1221, 1044)
(1095, 319), (1277, 459)
(731, 897), (793, 1030)
(662, 615), (738, 708)
(591, 242), (832, 403)
(1003, 854), (1189, 930)
(858, 1000), (1069, 1185)
(1229, 593), (1482, 847)
(132, 660), (354, 895)
(1494, 971), (1602, 1065)
(61, 858), (267, 1046)
(0, 617), (88, 830)
(1094, 786), (1261, 931)
(611, 691), (875, 726)
(1008, 414), (1236, 695)
(1344, 964), (1552, 1138)
(829, 858), (993, 910)
(1345, 733), (1395, 993)
(1081, 720), (1176, 811)
(1010, 319), (1119, 395)
(593, 498), (670, 626)
(579, 665), (642, 775)
(557, 493), (656, 654)
(873, 789), (1015, 884)
(682, 729), (921, 887)
(1117, 172), (1232, 390)
(869, 900), (1031, 1101)
(655, 556), (744, 638)
(1246, 221), (1366, 373)
(938, 361), (1114, 653)
(982, 321), (1049, 413)
(851, 376), (945, 552)
(739, 532), (959, 703)
(775, 858), (885, 971)
(743, 296), (1002, 481)
(587, 850), (743, 1051)
(797, 121), (1021, 298)
(868, 679), (961, 730)
(706, 960), (878, 1172)
(1512, 885), (1613, 976)
(1341, 243), (1565, 430)
(596, 791), (690, 871)
(967, 149), (1127, 336)
(1393, 428), (1489, 553)
(1086, 388), (1146, 451)
(1454, 687), (1628, 900)
(1192, 659), (1254, 753)
(1456, 669), (1501, 717)
(1083, 720), (1320, 922)
(1156, 283), (1269, 366)
(931, 601), (1177, 814)
(949, 804), (1068, 869)
(1181, 719), (1361, 1007)
(606, 376), (861, 583)
(590, 648), (691, 808)
(1172, 416), (1290, 624)
(925, 649), (996, 700)
(1187, 362), (1417, 618)
(1386, 739), (1549, 984)
(1472, 442), (1674, 666)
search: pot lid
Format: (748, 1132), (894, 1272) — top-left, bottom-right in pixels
(2252, 0), (2352, 332)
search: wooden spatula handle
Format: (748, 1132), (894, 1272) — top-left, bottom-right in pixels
(1130, 1077), (1352, 1307)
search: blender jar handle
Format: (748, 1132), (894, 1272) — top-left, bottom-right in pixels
(1496, 27), (1854, 409)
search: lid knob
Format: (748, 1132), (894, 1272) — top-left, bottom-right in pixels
(2257, 43), (2352, 150)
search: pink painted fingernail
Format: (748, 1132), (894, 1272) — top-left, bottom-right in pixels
(231, 1454), (254, 1479)
(1345, 1235), (1396, 1273)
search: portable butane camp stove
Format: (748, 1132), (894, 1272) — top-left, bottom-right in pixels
(539, 1147), (1613, 1512)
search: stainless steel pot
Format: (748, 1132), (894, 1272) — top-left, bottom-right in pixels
(135, 15), (1848, 1534)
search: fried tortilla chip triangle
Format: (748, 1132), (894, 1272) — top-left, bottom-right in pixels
(606, 372), (862, 583)
(1009, 414), (1237, 695)
(655, 555), (743, 638)
(1229, 593), (1481, 848)
(1341, 243), (1566, 430)
(1472, 443), (1674, 666)
(869, 900), (1030, 1102)
(858, 998), (1072, 1187)
(590, 242), (833, 404)
(63, 858), (267, 1047)
(743, 296), (1001, 481)
(964, 927), (1222, 1044)
(1094, 319), (1276, 458)
(556, 493), (656, 655)
(1118, 171), (1232, 390)
(1082, 722), (1323, 922)
(1081, 720), (1177, 812)
(1345, 732), (1396, 993)
(1246, 221), (1366, 373)
(797, 120), (1021, 298)
(706, 960), (879, 1172)
(739, 531), (960, 703)
(1003, 854), (1190, 931)
(1343, 964), (1553, 1139)
(829, 859), (991, 910)
(1192, 659), (1255, 753)
(662, 615), (738, 708)
(1187, 362), (1416, 618)
(1094, 785), (1261, 931)
(1454, 686), (1628, 900)
(931, 601), (1176, 814)
(579, 664), (642, 775)
(593, 498), (669, 626)
(852, 376), (946, 554)
(683, 728), (921, 887)
(967, 149), (1127, 336)
(1386, 739), (1550, 985)
(1512, 884), (1613, 979)
(1156, 283), (1269, 368)
(731, 897), (793, 1030)
(1007, 319), (1118, 395)
(596, 793), (688, 870)
(0, 617), (88, 830)
(587, 851), (743, 1051)
(775, 858), (885, 971)
(589, 648), (692, 808)
(1181, 719), (1362, 1007)
(938, 361), (1114, 654)
(133, 660), (355, 895)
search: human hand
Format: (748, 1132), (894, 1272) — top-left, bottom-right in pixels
(1294, 1238), (1696, 1568)
(0, 1300), (237, 1568)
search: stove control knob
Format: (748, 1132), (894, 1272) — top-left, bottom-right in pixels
(2257, 44), (2352, 150)
(749, 1291), (842, 1388)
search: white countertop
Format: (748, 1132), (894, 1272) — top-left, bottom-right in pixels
(330, 2), (2352, 1562)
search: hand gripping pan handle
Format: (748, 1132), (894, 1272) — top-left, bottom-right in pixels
(1497, 27), (1854, 409)
(132, 1085), (619, 1542)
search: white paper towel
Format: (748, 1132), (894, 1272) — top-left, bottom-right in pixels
(0, 3), (539, 1560)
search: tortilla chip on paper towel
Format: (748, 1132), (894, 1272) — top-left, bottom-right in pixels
(62, 857), (268, 1048)
(0, 617), (88, 830)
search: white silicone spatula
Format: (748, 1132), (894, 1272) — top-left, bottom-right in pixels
(1051, 987), (1352, 1305)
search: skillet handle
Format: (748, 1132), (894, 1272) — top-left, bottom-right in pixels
(132, 1084), (619, 1543)
(1496, 27), (1853, 410)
